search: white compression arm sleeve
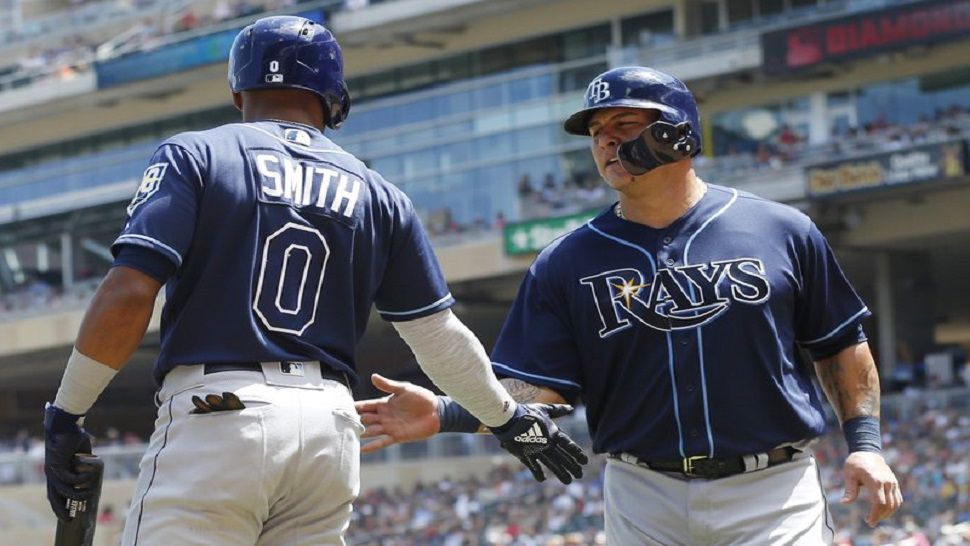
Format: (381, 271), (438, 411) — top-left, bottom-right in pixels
(53, 348), (118, 415)
(392, 309), (516, 427)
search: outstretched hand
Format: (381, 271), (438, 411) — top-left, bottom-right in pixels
(841, 451), (903, 527)
(354, 374), (440, 453)
(490, 404), (589, 484)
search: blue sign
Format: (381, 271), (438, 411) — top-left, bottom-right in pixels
(96, 9), (325, 88)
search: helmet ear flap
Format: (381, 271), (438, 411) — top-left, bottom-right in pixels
(326, 82), (351, 129)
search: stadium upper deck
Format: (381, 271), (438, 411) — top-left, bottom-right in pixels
(0, 0), (968, 394)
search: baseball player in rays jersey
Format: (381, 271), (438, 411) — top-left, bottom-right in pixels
(355, 66), (903, 544)
(41, 16), (585, 546)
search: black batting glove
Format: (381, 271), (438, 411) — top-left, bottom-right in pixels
(44, 404), (97, 521)
(490, 403), (589, 484)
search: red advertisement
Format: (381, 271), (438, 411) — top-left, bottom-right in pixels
(762, 0), (970, 75)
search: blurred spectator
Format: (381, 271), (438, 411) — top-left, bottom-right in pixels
(174, 9), (199, 33)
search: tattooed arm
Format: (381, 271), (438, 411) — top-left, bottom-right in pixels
(813, 341), (880, 423)
(500, 378), (568, 405)
(814, 341), (902, 527)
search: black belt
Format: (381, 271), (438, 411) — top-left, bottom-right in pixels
(611, 446), (797, 480)
(203, 361), (350, 389)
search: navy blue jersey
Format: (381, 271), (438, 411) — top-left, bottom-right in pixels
(112, 121), (453, 385)
(492, 184), (870, 461)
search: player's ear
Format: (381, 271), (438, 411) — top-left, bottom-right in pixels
(231, 91), (243, 112)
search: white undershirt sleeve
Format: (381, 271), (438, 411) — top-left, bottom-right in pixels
(392, 309), (516, 427)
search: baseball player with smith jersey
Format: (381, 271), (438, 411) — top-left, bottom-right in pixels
(41, 16), (585, 546)
(356, 66), (903, 544)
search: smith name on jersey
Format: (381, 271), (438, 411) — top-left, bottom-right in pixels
(112, 121), (454, 385)
(492, 184), (870, 462)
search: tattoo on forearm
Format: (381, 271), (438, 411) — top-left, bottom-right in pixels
(857, 364), (880, 418)
(817, 361), (850, 420)
(502, 379), (542, 403)
(817, 358), (881, 421)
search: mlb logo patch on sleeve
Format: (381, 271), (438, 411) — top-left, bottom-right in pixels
(127, 162), (169, 215)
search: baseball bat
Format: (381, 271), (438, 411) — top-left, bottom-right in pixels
(54, 454), (104, 546)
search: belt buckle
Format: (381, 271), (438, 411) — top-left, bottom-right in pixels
(682, 455), (708, 477)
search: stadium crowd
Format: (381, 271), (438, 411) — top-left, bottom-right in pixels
(346, 393), (970, 546)
(0, 388), (966, 544)
(700, 105), (970, 176)
(0, 0), (310, 92)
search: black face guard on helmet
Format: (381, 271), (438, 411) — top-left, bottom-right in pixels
(617, 120), (699, 176)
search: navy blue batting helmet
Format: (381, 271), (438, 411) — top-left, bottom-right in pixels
(229, 16), (350, 129)
(564, 66), (701, 174)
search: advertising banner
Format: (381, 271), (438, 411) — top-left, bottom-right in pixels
(806, 140), (967, 197)
(761, 0), (970, 76)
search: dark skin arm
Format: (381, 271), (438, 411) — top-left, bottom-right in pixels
(74, 266), (162, 370)
(814, 341), (903, 527)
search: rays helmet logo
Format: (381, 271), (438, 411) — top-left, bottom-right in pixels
(127, 162), (168, 216)
(587, 77), (610, 104)
(580, 258), (770, 337)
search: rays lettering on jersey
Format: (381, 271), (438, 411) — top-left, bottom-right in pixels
(579, 258), (770, 337)
(254, 153), (361, 217)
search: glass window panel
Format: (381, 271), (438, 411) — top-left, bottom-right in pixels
(534, 73), (554, 97)
(367, 134), (399, 155)
(621, 9), (675, 47)
(561, 24), (610, 61)
(514, 125), (554, 153)
(827, 91), (852, 108)
(516, 156), (559, 186)
(437, 54), (472, 83)
(370, 156), (403, 179)
(727, 0), (754, 26)
(475, 132), (512, 158)
(397, 62), (435, 91)
(757, 0), (784, 18)
(408, 127), (436, 145)
(474, 111), (512, 134)
(402, 148), (439, 178)
(438, 91), (472, 117)
(480, 46), (516, 75)
(474, 163), (515, 220)
(508, 77), (539, 104)
(699, 1), (721, 35)
(440, 140), (474, 171)
(360, 72), (397, 98)
(436, 120), (474, 138)
(511, 36), (556, 68)
(474, 82), (506, 110)
(398, 97), (436, 126)
(558, 63), (608, 93)
(513, 100), (552, 126)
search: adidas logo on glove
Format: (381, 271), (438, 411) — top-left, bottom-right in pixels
(514, 422), (549, 444)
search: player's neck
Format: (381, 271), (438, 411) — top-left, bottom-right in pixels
(242, 106), (325, 132)
(616, 169), (706, 229)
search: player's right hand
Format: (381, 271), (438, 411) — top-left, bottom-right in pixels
(355, 374), (441, 453)
(490, 404), (589, 485)
(43, 404), (97, 521)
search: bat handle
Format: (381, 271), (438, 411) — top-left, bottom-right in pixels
(54, 454), (104, 546)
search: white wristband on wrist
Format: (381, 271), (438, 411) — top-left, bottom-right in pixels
(52, 348), (117, 415)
